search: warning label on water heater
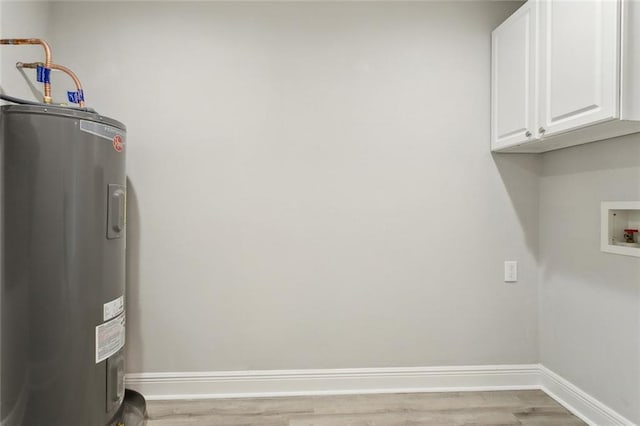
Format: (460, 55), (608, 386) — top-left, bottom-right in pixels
(103, 295), (124, 321)
(96, 312), (126, 363)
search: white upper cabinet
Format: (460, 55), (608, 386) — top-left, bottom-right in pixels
(492, 0), (640, 153)
(538, 0), (619, 136)
(491, 1), (537, 150)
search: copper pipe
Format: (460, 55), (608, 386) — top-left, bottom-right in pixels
(1, 38), (53, 103)
(17, 62), (85, 108)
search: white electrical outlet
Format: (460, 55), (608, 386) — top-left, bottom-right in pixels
(504, 261), (518, 282)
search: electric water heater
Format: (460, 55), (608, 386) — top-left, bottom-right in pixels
(0, 104), (127, 425)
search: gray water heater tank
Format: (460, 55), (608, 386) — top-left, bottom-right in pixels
(0, 104), (127, 425)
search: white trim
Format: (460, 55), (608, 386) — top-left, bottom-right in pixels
(125, 364), (539, 401)
(539, 366), (636, 426)
(125, 364), (637, 425)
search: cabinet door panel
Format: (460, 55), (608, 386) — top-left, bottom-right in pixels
(491, 1), (537, 150)
(539, 0), (619, 136)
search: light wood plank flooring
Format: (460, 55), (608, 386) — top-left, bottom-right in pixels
(144, 390), (586, 425)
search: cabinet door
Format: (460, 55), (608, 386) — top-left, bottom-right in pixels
(538, 0), (620, 137)
(491, 1), (537, 150)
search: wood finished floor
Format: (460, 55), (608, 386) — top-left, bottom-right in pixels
(144, 390), (587, 425)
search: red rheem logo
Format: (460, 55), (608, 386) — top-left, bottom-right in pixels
(112, 135), (123, 153)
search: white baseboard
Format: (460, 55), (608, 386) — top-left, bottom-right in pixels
(125, 364), (637, 426)
(539, 366), (636, 426)
(125, 364), (539, 400)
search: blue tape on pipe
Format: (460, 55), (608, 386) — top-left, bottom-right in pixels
(36, 65), (44, 83)
(67, 91), (79, 104)
(78, 89), (84, 102)
(43, 68), (51, 84)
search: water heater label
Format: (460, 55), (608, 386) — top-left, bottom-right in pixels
(79, 120), (125, 150)
(104, 295), (124, 321)
(96, 312), (126, 363)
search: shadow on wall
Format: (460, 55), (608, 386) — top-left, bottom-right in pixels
(125, 177), (143, 374)
(540, 133), (640, 178)
(537, 134), (640, 286)
(13, 68), (43, 101)
(0, 51), (46, 101)
(492, 152), (541, 260)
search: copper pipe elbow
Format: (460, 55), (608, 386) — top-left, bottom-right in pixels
(2, 38), (53, 103)
(17, 61), (85, 108)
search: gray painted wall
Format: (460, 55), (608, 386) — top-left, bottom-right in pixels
(0, 1), (52, 101)
(46, 1), (538, 373)
(539, 135), (640, 424)
(6, 5), (637, 424)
